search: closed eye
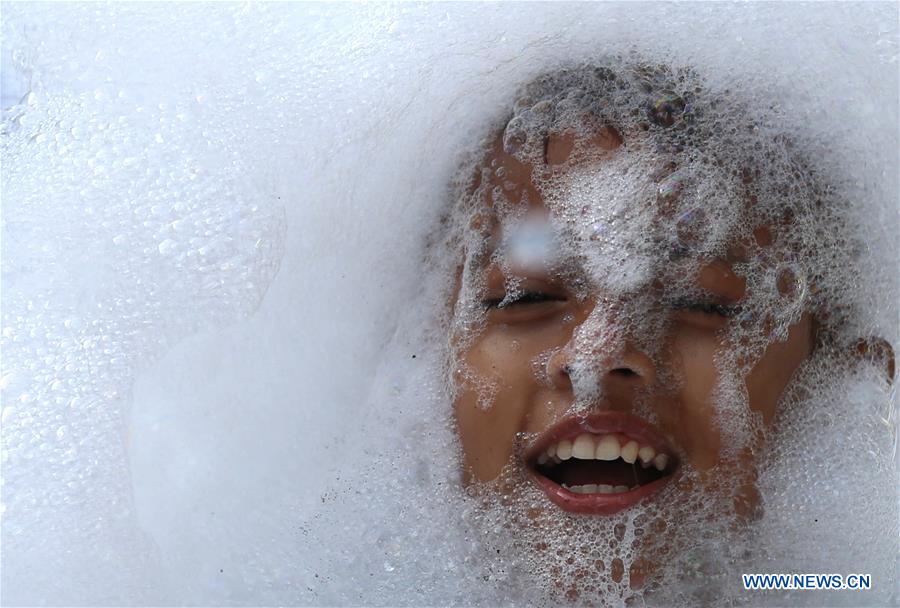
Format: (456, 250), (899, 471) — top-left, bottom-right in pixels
(482, 291), (567, 309)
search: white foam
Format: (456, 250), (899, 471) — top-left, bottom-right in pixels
(2, 2), (897, 605)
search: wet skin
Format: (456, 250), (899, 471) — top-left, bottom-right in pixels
(450, 128), (816, 587)
(454, 128), (815, 597)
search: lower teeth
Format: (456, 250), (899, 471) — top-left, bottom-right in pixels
(562, 483), (634, 494)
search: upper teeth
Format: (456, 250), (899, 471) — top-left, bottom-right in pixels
(536, 433), (672, 472)
(563, 483), (634, 494)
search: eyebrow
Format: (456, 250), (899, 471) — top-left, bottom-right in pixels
(666, 236), (753, 264)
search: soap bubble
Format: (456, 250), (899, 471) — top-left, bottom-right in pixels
(2, 2), (897, 606)
(648, 92), (686, 128)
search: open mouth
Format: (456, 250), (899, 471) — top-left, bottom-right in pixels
(526, 413), (680, 515)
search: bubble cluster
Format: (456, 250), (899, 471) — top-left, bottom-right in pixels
(422, 43), (897, 608)
(2, 2), (897, 606)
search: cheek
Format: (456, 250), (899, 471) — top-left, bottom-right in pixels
(744, 314), (813, 424)
(663, 327), (726, 471)
(452, 330), (540, 482)
(452, 321), (574, 482)
(663, 315), (812, 475)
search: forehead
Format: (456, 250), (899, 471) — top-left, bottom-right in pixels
(475, 129), (765, 255)
(466, 124), (807, 302)
(474, 103), (824, 252)
(476, 126), (625, 209)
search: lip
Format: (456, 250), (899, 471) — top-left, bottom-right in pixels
(525, 411), (680, 515)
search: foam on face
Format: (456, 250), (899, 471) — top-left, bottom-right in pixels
(2, 2), (897, 605)
(433, 58), (896, 605)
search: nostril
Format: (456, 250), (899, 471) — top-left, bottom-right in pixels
(611, 368), (639, 378)
(546, 350), (575, 390)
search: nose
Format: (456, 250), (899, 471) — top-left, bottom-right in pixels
(546, 343), (656, 391)
(546, 307), (657, 391)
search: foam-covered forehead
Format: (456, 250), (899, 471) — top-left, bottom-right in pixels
(450, 60), (855, 324)
(465, 142), (814, 285)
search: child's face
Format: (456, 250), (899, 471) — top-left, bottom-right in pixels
(451, 127), (815, 524)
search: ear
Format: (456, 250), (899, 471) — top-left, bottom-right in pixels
(852, 337), (896, 383)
